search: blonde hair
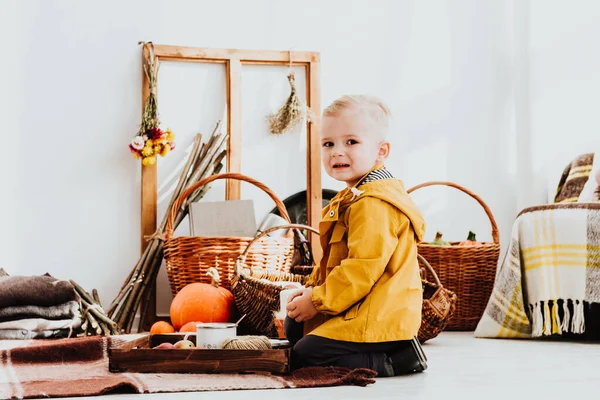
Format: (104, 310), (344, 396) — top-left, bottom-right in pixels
(323, 95), (391, 136)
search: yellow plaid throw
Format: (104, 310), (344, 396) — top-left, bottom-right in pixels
(475, 204), (600, 338)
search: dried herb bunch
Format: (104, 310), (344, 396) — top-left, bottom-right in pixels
(129, 42), (176, 166)
(266, 72), (312, 135)
(139, 42), (159, 135)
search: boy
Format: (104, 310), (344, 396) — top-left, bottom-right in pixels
(285, 95), (428, 377)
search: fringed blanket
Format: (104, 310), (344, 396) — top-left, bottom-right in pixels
(475, 203), (600, 338)
(0, 336), (376, 399)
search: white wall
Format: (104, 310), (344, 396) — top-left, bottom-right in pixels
(528, 0), (600, 202)
(0, 0), (540, 315)
(0, 0), (20, 271)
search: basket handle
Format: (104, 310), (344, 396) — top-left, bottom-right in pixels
(407, 181), (500, 244)
(235, 224), (320, 275)
(417, 254), (442, 287)
(165, 172), (291, 240)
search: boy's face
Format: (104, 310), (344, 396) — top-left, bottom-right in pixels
(321, 110), (390, 188)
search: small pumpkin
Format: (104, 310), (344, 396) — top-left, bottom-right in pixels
(179, 321), (200, 333)
(169, 267), (236, 330)
(458, 231), (481, 246)
(431, 231), (450, 246)
(149, 320), (175, 334)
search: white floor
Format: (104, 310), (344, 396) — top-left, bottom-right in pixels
(56, 332), (600, 400)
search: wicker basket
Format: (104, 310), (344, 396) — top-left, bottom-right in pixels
(417, 254), (457, 343)
(231, 223), (319, 337)
(407, 181), (500, 331)
(163, 173), (295, 295)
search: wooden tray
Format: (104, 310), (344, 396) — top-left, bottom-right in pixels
(108, 334), (291, 374)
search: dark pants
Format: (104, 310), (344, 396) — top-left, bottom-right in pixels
(284, 317), (419, 377)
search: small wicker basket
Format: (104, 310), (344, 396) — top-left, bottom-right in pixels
(408, 181), (500, 331)
(163, 173), (295, 295)
(231, 223), (319, 337)
(417, 254), (457, 343)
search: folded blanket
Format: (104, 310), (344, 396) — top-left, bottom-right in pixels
(475, 203), (600, 338)
(0, 300), (80, 322)
(0, 316), (81, 331)
(0, 274), (77, 308)
(0, 328), (75, 340)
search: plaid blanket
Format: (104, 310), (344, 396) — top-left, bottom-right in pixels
(554, 153), (594, 203)
(475, 203), (600, 338)
(0, 335), (376, 399)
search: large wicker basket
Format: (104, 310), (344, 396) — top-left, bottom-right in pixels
(407, 181), (500, 331)
(163, 173), (295, 295)
(231, 223), (319, 337)
(417, 254), (457, 343)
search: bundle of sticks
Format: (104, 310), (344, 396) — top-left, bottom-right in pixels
(108, 119), (228, 333)
(71, 280), (118, 336)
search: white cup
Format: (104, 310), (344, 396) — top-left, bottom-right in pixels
(195, 322), (237, 349)
(277, 288), (302, 319)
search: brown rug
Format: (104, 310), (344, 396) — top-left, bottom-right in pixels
(0, 336), (377, 399)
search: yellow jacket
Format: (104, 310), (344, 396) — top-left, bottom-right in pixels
(305, 166), (426, 342)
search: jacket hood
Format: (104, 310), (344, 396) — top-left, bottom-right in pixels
(356, 179), (426, 241)
(323, 164), (426, 241)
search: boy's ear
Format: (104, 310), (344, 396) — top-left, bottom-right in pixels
(377, 141), (390, 162)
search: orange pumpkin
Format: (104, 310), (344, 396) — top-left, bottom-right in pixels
(169, 267), (236, 330)
(179, 321), (199, 333)
(149, 320), (175, 334)
(458, 231), (482, 246)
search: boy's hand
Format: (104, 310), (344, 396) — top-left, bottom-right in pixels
(286, 288), (318, 322)
(286, 289), (304, 304)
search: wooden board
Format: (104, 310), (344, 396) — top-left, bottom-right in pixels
(151, 45), (319, 63)
(108, 334), (291, 374)
(306, 59), (322, 263)
(226, 58), (242, 200)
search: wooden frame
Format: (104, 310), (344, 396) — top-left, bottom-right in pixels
(139, 44), (322, 328)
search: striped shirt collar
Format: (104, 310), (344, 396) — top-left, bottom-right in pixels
(356, 168), (394, 188)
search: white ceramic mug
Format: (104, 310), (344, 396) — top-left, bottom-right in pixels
(195, 322), (237, 349)
(277, 288), (301, 319)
